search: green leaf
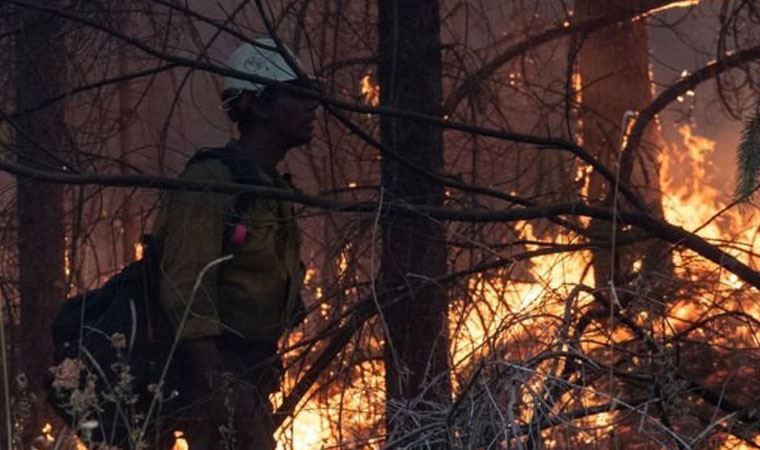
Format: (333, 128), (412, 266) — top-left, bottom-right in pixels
(735, 103), (760, 202)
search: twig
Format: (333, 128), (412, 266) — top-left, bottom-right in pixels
(139, 254), (233, 443)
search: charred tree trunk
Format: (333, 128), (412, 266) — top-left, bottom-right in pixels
(575, 2), (675, 447)
(14, 3), (67, 445)
(378, 1), (451, 448)
(576, 0), (670, 292)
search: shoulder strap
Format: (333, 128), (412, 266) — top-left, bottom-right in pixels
(187, 147), (246, 183)
(187, 147), (252, 240)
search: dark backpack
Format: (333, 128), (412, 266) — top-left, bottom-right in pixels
(48, 148), (248, 448)
(48, 234), (173, 448)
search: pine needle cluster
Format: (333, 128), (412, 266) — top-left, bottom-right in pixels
(736, 102), (760, 202)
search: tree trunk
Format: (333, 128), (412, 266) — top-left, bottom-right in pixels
(576, 0), (669, 290)
(14, 2), (67, 446)
(575, 2), (674, 447)
(118, 12), (140, 266)
(377, 1), (451, 448)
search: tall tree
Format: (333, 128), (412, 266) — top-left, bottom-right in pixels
(576, 1), (674, 447)
(377, 0), (451, 447)
(576, 0), (669, 290)
(14, 2), (67, 445)
(117, 11), (140, 266)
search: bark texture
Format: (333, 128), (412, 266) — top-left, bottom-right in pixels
(576, 2), (674, 447)
(14, 2), (67, 445)
(378, 0), (451, 447)
(576, 0), (669, 288)
(118, 12), (140, 266)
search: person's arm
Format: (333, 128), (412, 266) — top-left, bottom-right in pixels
(158, 160), (232, 341)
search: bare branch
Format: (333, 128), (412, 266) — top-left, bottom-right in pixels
(442, 0), (684, 115)
(620, 43), (760, 185)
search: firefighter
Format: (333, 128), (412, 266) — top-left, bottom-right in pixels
(152, 37), (318, 449)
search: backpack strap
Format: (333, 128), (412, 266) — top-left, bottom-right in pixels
(186, 146), (256, 245)
(187, 146), (247, 182)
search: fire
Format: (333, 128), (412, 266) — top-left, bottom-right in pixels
(646, 0), (702, 15)
(64, 243), (72, 277)
(661, 124), (760, 313)
(635, 0), (704, 20)
(171, 430), (189, 450)
(44, 129), (756, 449)
(449, 220), (594, 388)
(661, 125), (723, 235)
(573, 72), (584, 147)
(360, 74), (380, 107)
(720, 434), (760, 449)
(134, 241), (144, 260)
(41, 422), (54, 442)
(620, 111), (639, 151)
(443, 123), (760, 448)
(658, 125), (760, 450)
(338, 244), (350, 276)
(273, 259), (385, 449)
(275, 353), (384, 449)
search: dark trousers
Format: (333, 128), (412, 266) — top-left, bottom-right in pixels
(160, 337), (282, 450)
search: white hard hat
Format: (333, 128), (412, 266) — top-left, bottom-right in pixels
(223, 37), (307, 103)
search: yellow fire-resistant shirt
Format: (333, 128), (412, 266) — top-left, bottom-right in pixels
(152, 148), (304, 342)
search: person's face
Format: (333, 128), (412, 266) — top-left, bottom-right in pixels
(268, 85), (319, 148)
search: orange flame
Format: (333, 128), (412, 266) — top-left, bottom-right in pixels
(172, 430), (189, 450)
(360, 74), (380, 107)
(151, 124), (756, 450)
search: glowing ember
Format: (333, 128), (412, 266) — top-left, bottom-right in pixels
(639, 0), (702, 18)
(338, 244), (351, 276)
(41, 422), (54, 442)
(360, 74), (380, 107)
(134, 241), (144, 261)
(172, 430), (189, 450)
(64, 246), (71, 277)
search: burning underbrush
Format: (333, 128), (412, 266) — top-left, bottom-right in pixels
(36, 126), (759, 450)
(274, 125), (760, 449)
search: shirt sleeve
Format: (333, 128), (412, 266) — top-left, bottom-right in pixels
(157, 160), (232, 340)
